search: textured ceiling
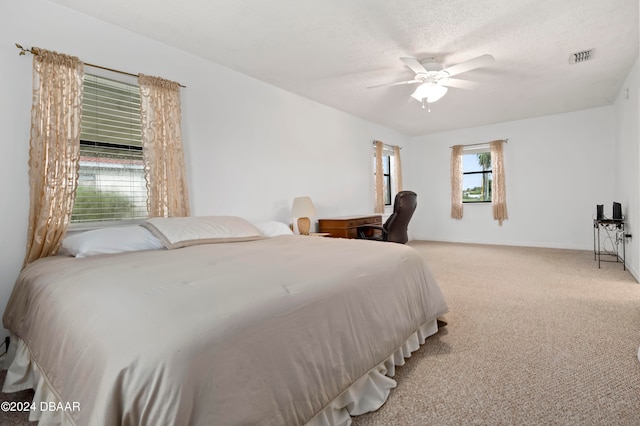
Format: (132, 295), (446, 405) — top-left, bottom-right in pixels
(50, 0), (639, 136)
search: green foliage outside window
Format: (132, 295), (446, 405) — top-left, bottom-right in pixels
(72, 185), (138, 223)
(462, 152), (492, 203)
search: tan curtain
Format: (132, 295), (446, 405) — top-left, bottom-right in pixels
(393, 145), (403, 194)
(139, 74), (190, 217)
(450, 145), (464, 219)
(23, 49), (84, 267)
(374, 140), (384, 213)
(490, 140), (508, 225)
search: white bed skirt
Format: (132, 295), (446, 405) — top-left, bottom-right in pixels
(2, 318), (439, 426)
(2, 335), (74, 425)
(306, 318), (439, 426)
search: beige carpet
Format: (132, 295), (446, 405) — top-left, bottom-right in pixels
(1, 241), (639, 425)
(353, 241), (640, 426)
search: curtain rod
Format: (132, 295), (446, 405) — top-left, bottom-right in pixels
(449, 139), (508, 149)
(16, 43), (186, 88)
(372, 141), (403, 149)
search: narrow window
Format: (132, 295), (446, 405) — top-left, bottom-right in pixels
(382, 154), (392, 205)
(374, 150), (393, 206)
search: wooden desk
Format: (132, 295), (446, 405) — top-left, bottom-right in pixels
(318, 215), (382, 239)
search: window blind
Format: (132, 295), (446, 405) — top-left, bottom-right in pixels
(72, 75), (148, 223)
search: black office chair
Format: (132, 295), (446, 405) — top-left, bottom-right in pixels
(357, 191), (417, 244)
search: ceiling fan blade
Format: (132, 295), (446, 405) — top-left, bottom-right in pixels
(442, 54), (494, 77)
(400, 57), (428, 75)
(439, 78), (479, 90)
(367, 79), (420, 89)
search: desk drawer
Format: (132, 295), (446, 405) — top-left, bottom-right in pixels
(319, 228), (357, 239)
(318, 215), (382, 239)
(347, 217), (380, 227)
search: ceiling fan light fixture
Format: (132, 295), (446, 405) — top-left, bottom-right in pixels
(427, 84), (448, 103)
(411, 82), (448, 103)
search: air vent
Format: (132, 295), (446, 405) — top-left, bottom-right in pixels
(569, 49), (594, 64)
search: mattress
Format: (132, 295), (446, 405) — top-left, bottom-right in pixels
(3, 235), (448, 425)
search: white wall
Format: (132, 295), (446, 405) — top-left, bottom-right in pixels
(0, 0), (408, 338)
(406, 107), (616, 250)
(613, 58), (640, 279)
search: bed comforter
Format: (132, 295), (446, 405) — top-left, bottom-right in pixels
(3, 235), (448, 425)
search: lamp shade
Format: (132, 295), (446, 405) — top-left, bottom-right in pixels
(291, 196), (317, 218)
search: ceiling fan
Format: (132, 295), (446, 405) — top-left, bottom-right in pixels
(369, 54), (495, 110)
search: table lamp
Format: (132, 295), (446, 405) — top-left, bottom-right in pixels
(291, 196), (317, 235)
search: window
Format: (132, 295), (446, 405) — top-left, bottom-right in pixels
(382, 154), (391, 205)
(462, 151), (492, 203)
(71, 75), (148, 223)
(374, 149), (393, 206)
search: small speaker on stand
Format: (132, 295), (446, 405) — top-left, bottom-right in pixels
(613, 202), (622, 221)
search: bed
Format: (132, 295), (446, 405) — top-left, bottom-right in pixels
(2, 216), (448, 425)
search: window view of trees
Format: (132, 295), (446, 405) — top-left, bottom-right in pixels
(72, 184), (144, 223)
(463, 152), (492, 202)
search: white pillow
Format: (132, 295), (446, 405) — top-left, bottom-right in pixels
(142, 216), (264, 249)
(254, 221), (294, 237)
(62, 225), (164, 258)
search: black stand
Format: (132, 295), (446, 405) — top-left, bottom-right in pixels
(593, 219), (625, 270)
